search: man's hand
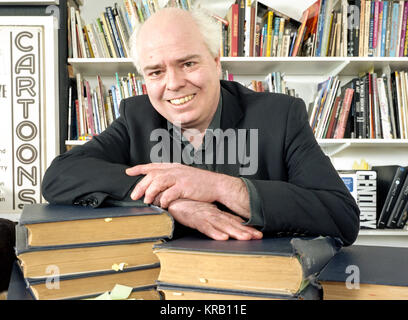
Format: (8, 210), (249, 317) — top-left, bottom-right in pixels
(166, 199), (263, 241)
(126, 163), (252, 219)
(126, 163), (220, 207)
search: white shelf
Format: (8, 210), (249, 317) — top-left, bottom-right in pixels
(317, 139), (408, 157)
(68, 57), (408, 77)
(69, 58), (135, 76)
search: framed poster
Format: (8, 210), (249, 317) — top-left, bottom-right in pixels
(0, 16), (58, 219)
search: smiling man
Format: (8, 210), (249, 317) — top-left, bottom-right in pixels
(42, 7), (360, 245)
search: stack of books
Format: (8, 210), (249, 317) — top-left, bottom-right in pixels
(308, 69), (408, 140)
(221, 0), (408, 58)
(12, 203), (174, 300)
(153, 235), (342, 300)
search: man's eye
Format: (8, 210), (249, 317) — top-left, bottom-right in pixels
(184, 61), (195, 68)
(150, 71), (162, 77)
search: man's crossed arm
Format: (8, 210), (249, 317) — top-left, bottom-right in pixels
(126, 163), (263, 240)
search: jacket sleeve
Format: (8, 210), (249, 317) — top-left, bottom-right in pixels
(41, 100), (141, 207)
(248, 98), (360, 246)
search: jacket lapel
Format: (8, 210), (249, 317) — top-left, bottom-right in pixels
(216, 85), (244, 177)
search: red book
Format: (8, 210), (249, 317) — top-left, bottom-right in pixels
(84, 80), (95, 136)
(292, 8), (309, 56)
(325, 96), (341, 138)
(230, 4), (239, 57)
(334, 88), (354, 139)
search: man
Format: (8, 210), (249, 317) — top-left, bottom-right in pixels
(42, 8), (360, 245)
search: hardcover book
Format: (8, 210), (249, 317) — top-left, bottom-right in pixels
(18, 203), (174, 247)
(153, 235), (342, 297)
(318, 245), (408, 300)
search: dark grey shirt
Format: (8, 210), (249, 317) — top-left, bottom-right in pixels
(167, 94), (263, 227)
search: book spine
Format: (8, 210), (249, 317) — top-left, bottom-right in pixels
(106, 7), (125, 58)
(292, 9), (309, 57)
(277, 17), (285, 57)
(84, 80), (96, 136)
(266, 11), (274, 57)
(272, 17), (280, 57)
(377, 77), (393, 139)
(399, 1), (408, 57)
(326, 96), (341, 138)
(231, 4), (239, 57)
(368, 1), (375, 57)
(372, 0), (379, 56)
(375, 0), (383, 57)
(387, 177), (408, 228)
(389, 2), (400, 57)
(381, 1), (388, 57)
(244, 0), (252, 57)
(249, 5), (255, 56)
(353, 0), (360, 56)
(359, 0), (365, 57)
(364, 0), (371, 56)
(316, 0), (327, 57)
(75, 10), (87, 58)
(70, 6), (78, 58)
(238, 0), (245, 57)
(405, 13), (408, 56)
(372, 73), (382, 138)
(378, 167), (407, 228)
(101, 13), (118, 58)
(334, 88), (354, 139)
(396, 200), (408, 228)
(86, 24), (100, 58)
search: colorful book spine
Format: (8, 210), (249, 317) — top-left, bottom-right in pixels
(373, 0), (379, 55)
(381, 1), (388, 57)
(399, 1), (408, 57)
(389, 2), (400, 57)
(106, 7), (125, 58)
(334, 88), (354, 139)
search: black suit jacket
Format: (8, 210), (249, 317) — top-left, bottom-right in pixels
(42, 80), (360, 245)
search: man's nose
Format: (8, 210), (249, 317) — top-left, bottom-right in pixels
(165, 68), (186, 91)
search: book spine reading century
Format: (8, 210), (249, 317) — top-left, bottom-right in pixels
(68, 73), (146, 141)
(308, 70), (408, 139)
(221, 0), (408, 57)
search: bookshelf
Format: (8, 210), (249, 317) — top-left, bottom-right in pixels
(65, 0), (408, 246)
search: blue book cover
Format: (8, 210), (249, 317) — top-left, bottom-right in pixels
(368, 1), (375, 57)
(316, 0), (327, 57)
(381, 1), (389, 57)
(389, 2), (400, 57)
(111, 85), (120, 119)
(106, 7), (125, 58)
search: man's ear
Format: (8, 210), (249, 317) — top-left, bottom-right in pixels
(214, 54), (222, 78)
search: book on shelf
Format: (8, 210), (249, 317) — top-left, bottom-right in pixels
(386, 169), (408, 228)
(377, 166), (407, 229)
(318, 245), (408, 300)
(12, 203), (173, 300)
(219, 0), (408, 57)
(339, 170), (377, 229)
(308, 69), (408, 140)
(153, 235), (342, 299)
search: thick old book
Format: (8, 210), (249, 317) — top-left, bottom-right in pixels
(15, 224), (161, 280)
(157, 282), (321, 300)
(153, 235), (341, 297)
(318, 245), (408, 300)
(19, 203), (174, 247)
(7, 261), (161, 300)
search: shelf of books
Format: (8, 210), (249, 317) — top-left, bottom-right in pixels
(62, 0), (408, 244)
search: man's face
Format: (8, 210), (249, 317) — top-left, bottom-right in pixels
(137, 14), (222, 132)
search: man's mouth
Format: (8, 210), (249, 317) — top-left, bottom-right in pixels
(168, 94), (196, 106)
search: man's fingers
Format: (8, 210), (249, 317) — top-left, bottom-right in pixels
(196, 221), (229, 241)
(159, 187), (183, 208)
(143, 175), (176, 204)
(126, 163), (180, 176)
(220, 211), (263, 239)
(130, 174), (154, 200)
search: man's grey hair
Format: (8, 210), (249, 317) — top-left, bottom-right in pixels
(128, 7), (222, 74)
